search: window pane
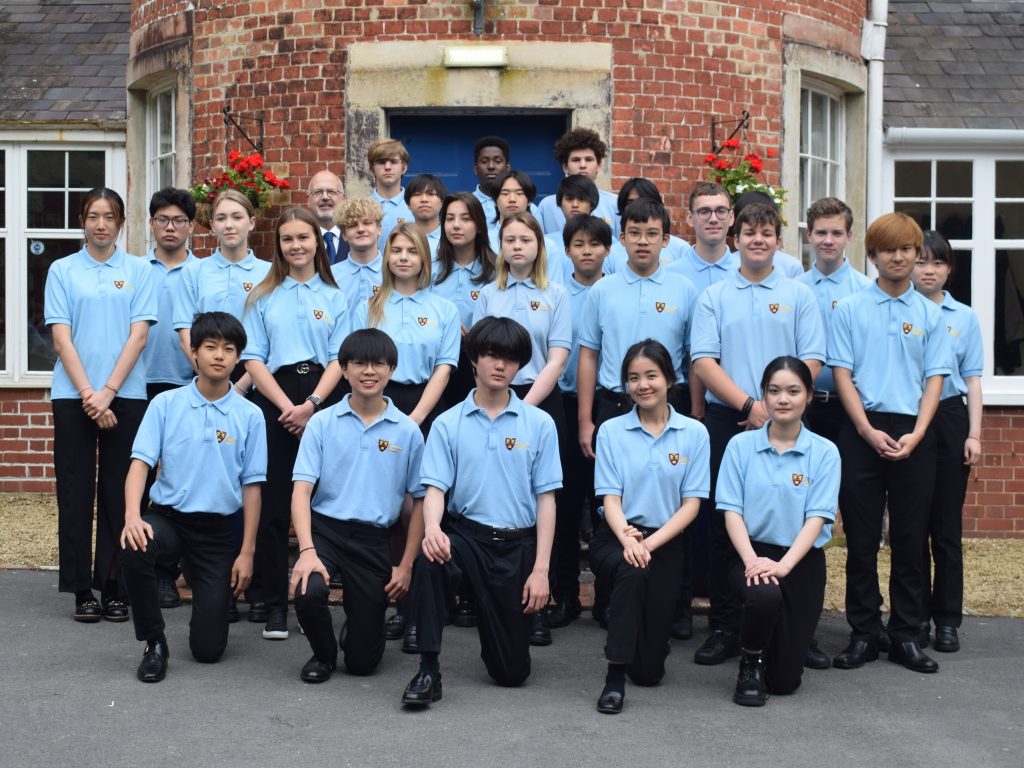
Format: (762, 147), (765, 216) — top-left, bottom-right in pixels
(811, 91), (828, 157)
(0, 190), (5, 229)
(947, 250), (972, 306)
(68, 151), (105, 188)
(27, 150), (64, 187)
(0, 239), (5, 371)
(27, 191), (65, 229)
(158, 156), (175, 190)
(68, 191), (86, 226)
(810, 158), (826, 203)
(996, 161), (1024, 198)
(935, 161), (972, 198)
(27, 239), (81, 372)
(799, 158), (808, 212)
(936, 203), (972, 240)
(894, 201), (931, 231)
(800, 90), (810, 154)
(0, 149), (5, 228)
(994, 250), (1024, 376)
(158, 91), (173, 155)
(996, 203), (1024, 239)
(894, 161), (931, 198)
(829, 97), (840, 160)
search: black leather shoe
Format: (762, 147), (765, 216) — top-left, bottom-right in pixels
(832, 639), (879, 669)
(733, 652), (769, 707)
(300, 656), (335, 683)
(227, 597), (240, 624)
(385, 613), (406, 640)
(933, 625), (960, 653)
(596, 687), (624, 714)
(918, 622), (931, 649)
(452, 599), (477, 628)
(402, 671), (442, 706)
(529, 611), (552, 646)
(547, 599), (581, 629)
(671, 615), (693, 641)
(137, 640), (169, 683)
(694, 630), (740, 665)
(402, 624), (420, 654)
(73, 597), (102, 623)
(157, 578), (181, 608)
(888, 640), (939, 673)
(804, 637), (831, 670)
(102, 597), (130, 623)
(247, 601), (268, 623)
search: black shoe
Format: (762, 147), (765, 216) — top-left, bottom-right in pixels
(596, 687), (624, 714)
(529, 611), (552, 647)
(918, 621), (931, 649)
(832, 639), (879, 669)
(402, 671), (442, 706)
(101, 597), (130, 623)
(547, 599), (581, 629)
(933, 625), (960, 653)
(300, 656), (335, 683)
(262, 607), (289, 640)
(804, 637), (831, 670)
(227, 597), (240, 624)
(157, 578), (181, 608)
(694, 630), (740, 665)
(247, 601), (268, 623)
(733, 652), (769, 707)
(385, 612), (406, 640)
(73, 597), (102, 623)
(137, 640), (169, 683)
(452, 598), (477, 628)
(402, 624), (420, 654)
(888, 640), (939, 673)
(671, 615), (694, 641)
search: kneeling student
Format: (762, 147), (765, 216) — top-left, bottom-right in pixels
(290, 329), (426, 683)
(401, 316), (561, 706)
(121, 311), (267, 683)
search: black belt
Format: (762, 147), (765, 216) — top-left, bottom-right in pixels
(448, 514), (535, 542)
(293, 361), (324, 375)
(597, 387), (633, 409)
(813, 390), (838, 403)
(631, 523), (659, 538)
(940, 395), (967, 407)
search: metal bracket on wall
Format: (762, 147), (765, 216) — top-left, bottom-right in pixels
(471, 0), (485, 36)
(709, 110), (750, 154)
(223, 104), (264, 155)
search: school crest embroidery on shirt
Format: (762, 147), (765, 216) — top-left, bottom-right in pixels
(530, 301), (540, 310)
(792, 473), (809, 487)
(417, 317), (428, 326)
(313, 310), (323, 320)
(114, 281), (124, 289)
(372, 285), (380, 295)
(504, 437), (516, 450)
(397, 217), (407, 224)
(243, 283), (253, 292)
(217, 430), (226, 443)
(831, 300), (838, 309)
(903, 322), (912, 334)
(769, 303), (780, 314)
(378, 439), (389, 452)
(470, 291), (480, 300)
(668, 453), (679, 465)
(656, 302), (666, 313)
(947, 325), (961, 337)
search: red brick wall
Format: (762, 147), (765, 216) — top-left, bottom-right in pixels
(0, 389), (56, 493)
(966, 407), (1024, 538)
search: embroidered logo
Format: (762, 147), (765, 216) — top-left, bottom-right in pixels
(313, 310), (324, 320)
(530, 301), (540, 310)
(769, 303), (780, 314)
(417, 317), (428, 326)
(378, 439), (389, 452)
(216, 430), (226, 443)
(243, 282), (253, 292)
(831, 300), (838, 310)
(114, 280), (124, 289)
(947, 325), (961, 338)
(792, 473), (809, 487)
(470, 291), (480, 300)
(668, 453), (679, 465)
(656, 302), (666, 313)
(396, 217), (407, 224)
(372, 285), (380, 295)
(504, 437), (516, 450)
(903, 322), (912, 335)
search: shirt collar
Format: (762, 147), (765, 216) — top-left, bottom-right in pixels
(371, 189), (405, 205)
(809, 260), (851, 284)
(282, 274), (324, 292)
(78, 246), (127, 270)
(462, 388), (524, 418)
(731, 265), (781, 290)
(621, 264), (665, 284)
(566, 274), (594, 295)
(754, 421), (812, 455)
(868, 280), (916, 305)
(939, 291), (958, 311)
(147, 249), (195, 271)
(212, 249), (258, 270)
(622, 404), (688, 433)
(507, 275), (537, 289)
(334, 393), (402, 425)
(388, 289), (425, 305)
(687, 248), (733, 273)
(186, 378), (234, 414)
(344, 253), (383, 274)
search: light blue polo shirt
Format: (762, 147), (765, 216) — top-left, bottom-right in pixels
(605, 235), (696, 276)
(352, 290), (460, 385)
(796, 260), (872, 393)
(537, 189), (621, 238)
(473, 186), (539, 226)
(144, 250), (196, 386)
(828, 282), (951, 415)
(293, 395), (425, 527)
(331, 253), (383, 313)
(773, 249), (805, 278)
(44, 246), (158, 400)
(690, 268), (826, 405)
(371, 189), (413, 252)
(938, 291), (983, 399)
(426, 227), (441, 260)
(579, 266), (698, 391)
(558, 274), (601, 394)
(594, 406), (711, 528)
(429, 256), (489, 330)
(421, 390), (563, 529)
(173, 249), (271, 329)
(472, 277), (572, 386)
(663, 248), (738, 293)
(487, 227), (566, 286)
(132, 380), (267, 514)
(241, 275), (350, 372)
(715, 423), (839, 549)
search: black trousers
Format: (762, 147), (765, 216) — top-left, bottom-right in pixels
(121, 505), (237, 662)
(806, 393), (846, 446)
(52, 397), (146, 596)
(441, 348), (475, 411)
(294, 514), (392, 675)
(702, 402), (746, 633)
(924, 397), (969, 628)
(730, 542), (825, 695)
(412, 516), (537, 686)
(590, 522), (685, 686)
(555, 392), (592, 603)
(838, 412), (936, 641)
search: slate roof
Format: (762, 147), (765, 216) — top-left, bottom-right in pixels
(884, 1), (1024, 130)
(0, 0), (131, 125)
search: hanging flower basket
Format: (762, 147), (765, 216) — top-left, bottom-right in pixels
(703, 139), (785, 209)
(190, 150), (291, 227)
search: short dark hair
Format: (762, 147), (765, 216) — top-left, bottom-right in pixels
(760, 356), (813, 398)
(617, 178), (663, 216)
(80, 187), (125, 228)
(190, 311), (247, 351)
(734, 202), (782, 237)
(621, 198), (671, 234)
(620, 338), (676, 392)
(556, 175), (599, 208)
(404, 173), (449, 205)
(465, 316), (532, 368)
(553, 127), (607, 165)
(490, 170), (537, 224)
(149, 188), (197, 220)
(688, 181), (730, 210)
(733, 190), (781, 236)
(338, 328), (398, 368)
(923, 230), (955, 272)
(806, 196), (854, 232)
(563, 214), (612, 249)
(474, 136), (510, 161)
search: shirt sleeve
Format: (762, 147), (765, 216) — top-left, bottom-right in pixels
(172, 261), (199, 330)
(923, 304), (953, 378)
(436, 299), (461, 368)
(240, 299), (270, 363)
(531, 413), (563, 495)
(130, 258), (159, 325)
(960, 308), (984, 378)
(826, 299), (855, 371)
(681, 422), (711, 500)
(240, 406), (268, 484)
(405, 428), (427, 499)
(805, 440), (840, 522)
(592, 422), (622, 497)
(794, 282), (826, 362)
(129, 394), (166, 468)
(714, 436), (746, 515)
(470, 286), (489, 327)
(43, 261), (71, 326)
(420, 416), (455, 493)
(578, 286), (602, 350)
(688, 285), (721, 361)
(292, 414), (324, 484)
(546, 285), (572, 350)
(325, 293), (351, 362)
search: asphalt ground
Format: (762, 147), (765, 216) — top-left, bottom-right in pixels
(2, 569), (1021, 768)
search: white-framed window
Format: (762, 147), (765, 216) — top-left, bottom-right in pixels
(885, 149), (1024, 404)
(0, 139), (125, 386)
(798, 83), (846, 264)
(147, 87), (176, 199)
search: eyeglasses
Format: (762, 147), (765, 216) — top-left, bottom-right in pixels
(623, 228), (664, 242)
(150, 216), (190, 229)
(693, 207), (731, 221)
(346, 360), (392, 371)
(309, 188), (342, 198)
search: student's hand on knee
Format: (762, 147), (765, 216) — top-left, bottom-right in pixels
(290, 551), (329, 597)
(744, 556), (782, 586)
(521, 570), (549, 614)
(622, 538), (650, 568)
(120, 518), (154, 552)
(621, 525), (644, 543)
(385, 564), (412, 600)
(231, 553), (254, 596)
(421, 526), (450, 563)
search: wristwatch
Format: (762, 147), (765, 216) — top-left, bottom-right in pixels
(305, 394), (322, 411)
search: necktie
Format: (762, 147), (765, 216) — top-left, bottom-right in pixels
(324, 231), (338, 263)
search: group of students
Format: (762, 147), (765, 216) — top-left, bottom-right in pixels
(44, 125), (981, 714)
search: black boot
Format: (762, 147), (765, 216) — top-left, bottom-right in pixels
(733, 651), (768, 707)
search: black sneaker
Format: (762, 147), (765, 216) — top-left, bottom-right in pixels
(227, 597), (240, 624)
(262, 607), (289, 640)
(452, 598), (477, 628)
(694, 630), (740, 665)
(101, 597), (130, 623)
(247, 601), (268, 623)
(385, 612), (406, 640)
(529, 610), (552, 646)
(157, 578), (182, 608)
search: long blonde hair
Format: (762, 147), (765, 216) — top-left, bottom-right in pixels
(495, 211), (548, 290)
(367, 223), (432, 327)
(246, 207), (338, 309)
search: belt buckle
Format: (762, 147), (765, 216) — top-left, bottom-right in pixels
(296, 362), (310, 375)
